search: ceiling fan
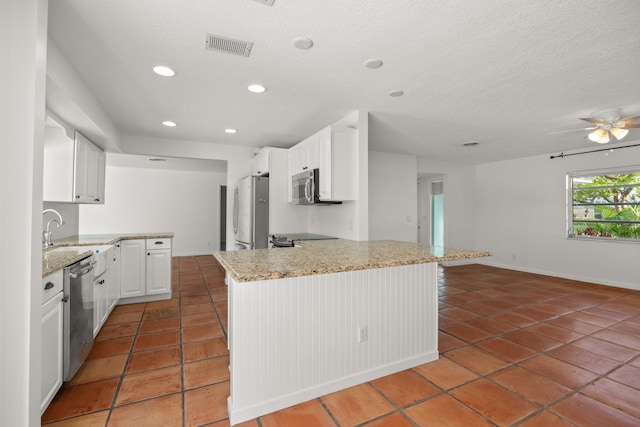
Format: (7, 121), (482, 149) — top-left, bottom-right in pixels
(580, 109), (640, 144)
(549, 109), (640, 143)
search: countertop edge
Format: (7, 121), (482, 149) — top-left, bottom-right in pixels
(51, 232), (175, 248)
(214, 243), (491, 283)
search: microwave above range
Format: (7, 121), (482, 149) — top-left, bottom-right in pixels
(291, 169), (341, 205)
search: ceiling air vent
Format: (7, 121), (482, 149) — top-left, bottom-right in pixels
(253, 0), (275, 5)
(205, 33), (253, 57)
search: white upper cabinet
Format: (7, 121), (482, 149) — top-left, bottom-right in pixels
(288, 126), (357, 201)
(43, 116), (106, 204)
(73, 132), (106, 203)
(252, 147), (271, 176)
(288, 133), (321, 176)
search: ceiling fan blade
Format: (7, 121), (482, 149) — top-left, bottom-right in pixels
(623, 123), (640, 128)
(580, 117), (607, 125)
(547, 127), (597, 135)
(622, 114), (640, 125)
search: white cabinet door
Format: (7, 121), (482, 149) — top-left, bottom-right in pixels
(108, 243), (121, 312)
(316, 127), (332, 200)
(289, 134), (319, 175)
(93, 274), (109, 337)
(73, 133), (89, 202)
(41, 292), (63, 414)
(120, 239), (146, 298)
(96, 149), (106, 203)
(288, 142), (306, 177)
(146, 249), (172, 295)
(318, 128), (357, 201)
(84, 142), (104, 203)
(72, 132), (106, 204)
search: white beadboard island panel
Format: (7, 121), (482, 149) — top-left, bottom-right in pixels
(227, 262), (438, 425)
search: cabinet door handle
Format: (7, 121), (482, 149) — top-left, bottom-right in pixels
(94, 198), (100, 202)
(147, 252), (150, 256)
(154, 241), (163, 245)
(44, 282), (54, 290)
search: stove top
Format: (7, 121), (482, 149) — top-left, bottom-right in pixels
(273, 233), (337, 241)
(270, 233), (337, 248)
(271, 235), (296, 248)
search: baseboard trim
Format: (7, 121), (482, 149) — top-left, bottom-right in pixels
(478, 260), (639, 291)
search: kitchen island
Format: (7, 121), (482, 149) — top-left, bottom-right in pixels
(214, 239), (489, 425)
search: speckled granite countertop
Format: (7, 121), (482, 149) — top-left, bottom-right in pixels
(42, 233), (174, 276)
(51, 233), (174, 247)
(42, 249), (94, 277)
(214, 239), (490, 282)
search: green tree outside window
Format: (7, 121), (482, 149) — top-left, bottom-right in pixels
(570, 171), (640, 240)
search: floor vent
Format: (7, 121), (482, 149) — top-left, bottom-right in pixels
(205, 33), (253, 57)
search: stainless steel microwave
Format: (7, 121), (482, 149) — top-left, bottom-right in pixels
(291, 169), (341, 205)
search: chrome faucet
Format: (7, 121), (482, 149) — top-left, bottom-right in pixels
(42, 209), (64, 248)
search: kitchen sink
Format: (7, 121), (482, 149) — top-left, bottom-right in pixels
(50, 245), (114, 277)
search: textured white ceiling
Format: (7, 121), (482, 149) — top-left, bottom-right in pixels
(47, 0), (640, 164)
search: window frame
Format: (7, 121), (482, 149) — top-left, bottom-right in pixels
(567, 165), (640, 243)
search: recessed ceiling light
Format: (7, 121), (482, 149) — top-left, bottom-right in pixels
(247, 84), (266, 93)
(388, 90), (404, 97)
(364, 58), (383, 69)
(153, 66), (175, 77)
(162, 121), (177, 127)
(225, 128), (237, 134)
(292, 37), (314, 49)
(462, 141), (480, 147)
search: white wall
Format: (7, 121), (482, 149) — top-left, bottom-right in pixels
(46, 39), (122, 152)
(121, 135), (255, 250)
(369, 151), (418, 242)
(43, 201), (79, 240)
(475, 143), (640, 290)
(79, 163), (226, 256)
(417, 158), (477, 250)
(1, 0), (48, 425)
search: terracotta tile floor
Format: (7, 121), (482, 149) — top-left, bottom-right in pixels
(42, 259), (640, 426)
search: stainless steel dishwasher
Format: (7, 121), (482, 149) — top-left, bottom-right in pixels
(63, 255), (95, 381)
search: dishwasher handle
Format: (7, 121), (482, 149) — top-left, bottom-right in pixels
(69, 260), (96, 279)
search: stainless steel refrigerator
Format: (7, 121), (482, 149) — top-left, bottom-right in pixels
(233, 175), (269, 249)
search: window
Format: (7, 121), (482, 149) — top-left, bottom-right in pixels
(568, 167), (640, 241)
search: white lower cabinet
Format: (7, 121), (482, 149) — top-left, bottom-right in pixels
(108, 243), (121, 312)
(146, 247), (172, 295)
(120, 239), (146, 298)
(93, 273), (109, 338)
(119, 238), (172, 303)
(41, 271), (64, 415)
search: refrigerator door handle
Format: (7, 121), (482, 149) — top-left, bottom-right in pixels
(233, 187), (239, 235)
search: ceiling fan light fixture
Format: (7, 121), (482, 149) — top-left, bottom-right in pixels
(588, 128), (609, 144)
(610, 127), (629, 140)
